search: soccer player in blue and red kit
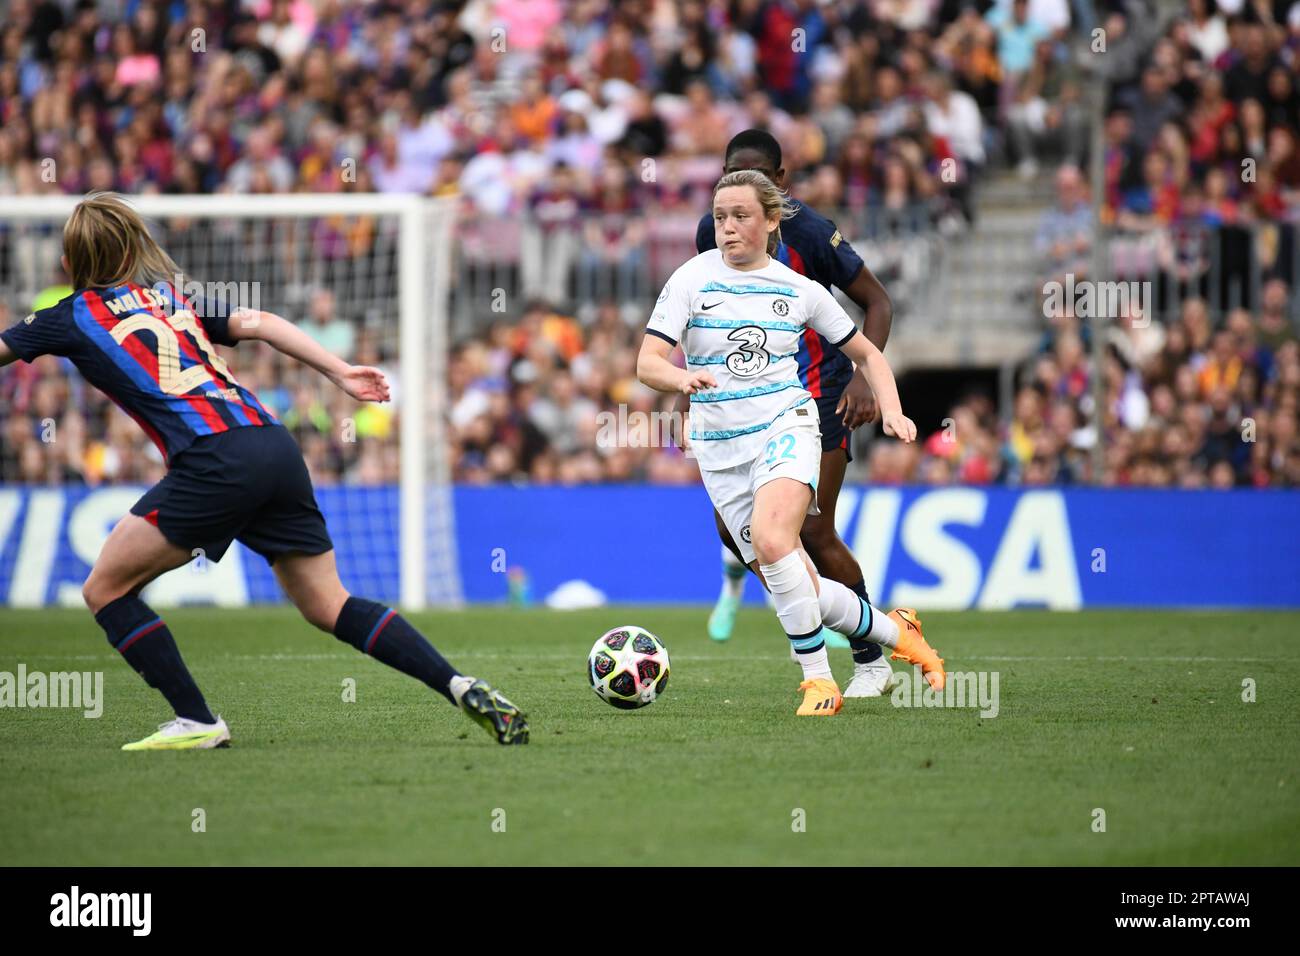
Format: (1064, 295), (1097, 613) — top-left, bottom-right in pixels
(695, 130), (900, 697)
(0, 192), (529, 748)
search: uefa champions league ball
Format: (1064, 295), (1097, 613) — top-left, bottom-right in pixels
(587, 626), (670, 709)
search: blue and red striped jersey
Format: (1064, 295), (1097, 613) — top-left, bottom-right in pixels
(696, 199), (865, 398)
(1, 282), (277, 464)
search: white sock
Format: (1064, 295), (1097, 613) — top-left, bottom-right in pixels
(720, 544), (747, 600)
(817, 579), (899, 647)
(869, 606), (899, 646)
(795, 644), (832, 680)
(449, 675), (474, 705)
(817, 579), (865, 635)
(760, 551), (833, 681)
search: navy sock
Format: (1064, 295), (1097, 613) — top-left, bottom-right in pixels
(334, 596), (459, 703)
(95, 595), (215, 723)
(846, 580), (884, 665)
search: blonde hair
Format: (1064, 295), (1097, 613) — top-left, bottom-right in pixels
(712, 169), (796, 255)
(63, 191), (183, 290)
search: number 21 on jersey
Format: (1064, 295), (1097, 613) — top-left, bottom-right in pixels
(110, 309), (237, 396)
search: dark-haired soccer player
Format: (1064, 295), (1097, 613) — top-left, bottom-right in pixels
(0, 192), (529, 748)
(695, 129), (897, 698)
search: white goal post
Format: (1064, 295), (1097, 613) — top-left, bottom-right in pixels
(0, 193), (460, 609)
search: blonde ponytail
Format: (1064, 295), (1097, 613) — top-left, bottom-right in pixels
(63, 191), (183, 290)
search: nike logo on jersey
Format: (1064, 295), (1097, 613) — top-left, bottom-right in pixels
(701, 301), (723, 311)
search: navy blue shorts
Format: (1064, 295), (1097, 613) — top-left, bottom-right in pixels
(816, 392), (852, 463)
(130, 425), (333, 564)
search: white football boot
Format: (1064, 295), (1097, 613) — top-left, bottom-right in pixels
(842, 656), (898, 698)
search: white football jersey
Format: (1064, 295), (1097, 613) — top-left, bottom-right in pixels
(647, 249), (858, 470)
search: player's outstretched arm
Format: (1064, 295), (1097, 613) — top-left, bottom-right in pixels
(637, 333), (716, 395)
(834, 267), (895, 428)
(843, 265), (893, 351)
(837, 331), (916, 442)
(0, 339), (16, 368)
(230, 309), (390, 403)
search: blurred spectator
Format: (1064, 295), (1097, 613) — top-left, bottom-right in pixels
(1005, 38), (1086, 177)
(986, 0), (1050, 79)
(298, 288), (356, 362)
(1035, 164), (1093, 282)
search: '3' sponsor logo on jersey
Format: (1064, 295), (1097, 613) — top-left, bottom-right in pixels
(725, 326), (769, 377)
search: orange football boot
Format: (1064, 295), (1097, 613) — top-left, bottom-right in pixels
(888, 608), (946, 691)
(797, 678), (843, 716)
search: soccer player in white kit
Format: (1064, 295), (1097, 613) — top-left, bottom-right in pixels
(637, 170), (946, 715)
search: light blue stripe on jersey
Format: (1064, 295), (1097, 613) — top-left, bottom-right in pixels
(686, 349), (798, 365)
(690, 379), (802, 404)
(686, 317), (801, 332)
(690, 396), (812, 440)
(699, 280), (798, 297)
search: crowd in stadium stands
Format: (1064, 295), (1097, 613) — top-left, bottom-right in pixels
(899, 280), (1300, 487)
(1, 0), (1299, 488)
(444, 277), (1300, 487)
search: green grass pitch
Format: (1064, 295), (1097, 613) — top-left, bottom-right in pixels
(1, 607), (1297, 866)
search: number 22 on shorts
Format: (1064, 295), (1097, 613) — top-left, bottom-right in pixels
(764, 434), (796, 468)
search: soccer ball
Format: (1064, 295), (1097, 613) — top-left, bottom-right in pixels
(587, 626), (670, 709)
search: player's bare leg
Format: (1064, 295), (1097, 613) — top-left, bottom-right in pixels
(750, 477), (842, 715)
(714, 449), (868, 655)
(798, 487), (851, 651)
(802, 448), (894, 693)
(760, 450), (945, 693)
(274, 550), (529, 744)
(82, 514), (194, 615)
(270, 549), (349, 633)
(84, 515), (230, 750)
(799, 449), (862, 587)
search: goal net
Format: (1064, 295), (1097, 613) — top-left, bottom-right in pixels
(0, 194), (460, 609)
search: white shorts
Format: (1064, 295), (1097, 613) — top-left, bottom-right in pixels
(699, 402), (822, 565)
